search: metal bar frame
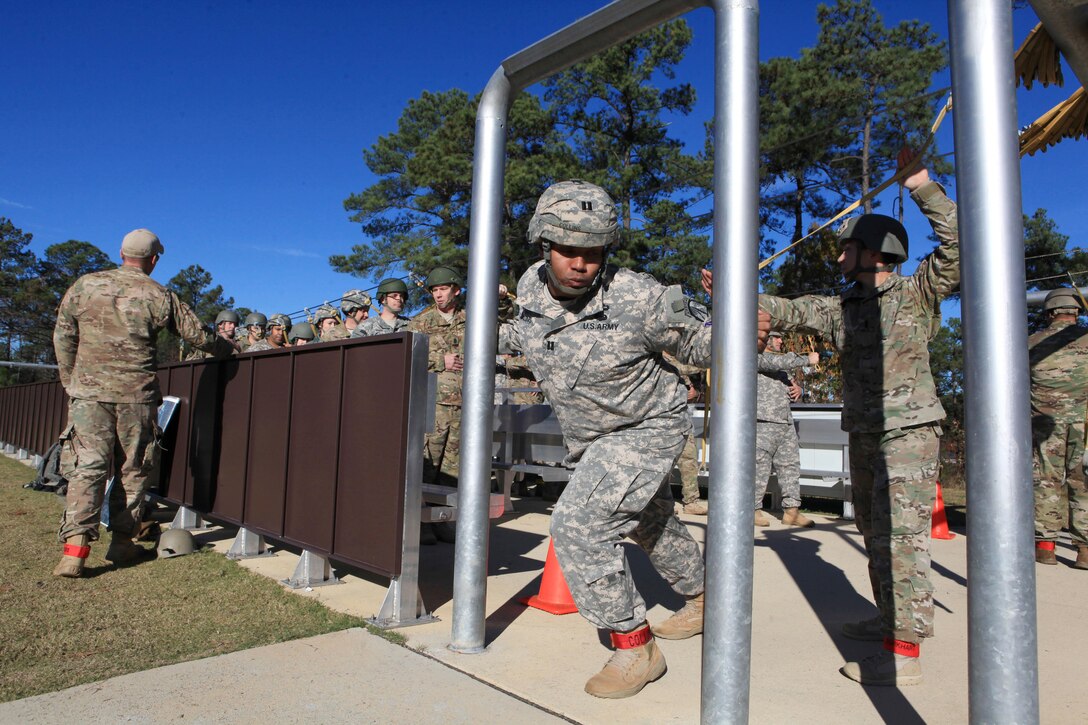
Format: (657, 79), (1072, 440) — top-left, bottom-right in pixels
(948, 1), (1040, 722)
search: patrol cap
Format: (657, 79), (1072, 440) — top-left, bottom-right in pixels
(527, 180), (620, 249)
(121, 229), (165, 258)
(340, 289), (372, 313)
(425, 266), (462, 289)
(1043, 287), (1082, 313)
(837, 214), (908, 264)
(377, 278), (409, 297)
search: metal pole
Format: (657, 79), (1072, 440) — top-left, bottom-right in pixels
(947, 2), (1039, 723)
(0, 361), (59, 370)
(450, 67), (511, 653)
(701, 1), (758, 722)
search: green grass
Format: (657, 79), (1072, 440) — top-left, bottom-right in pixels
(0, 454), (398, 703)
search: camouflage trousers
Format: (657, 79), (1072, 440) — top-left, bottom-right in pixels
(848, 424), (940, 644)
(754, 420), (801, 510)
(676, 431), (702, 504)
(58, 398), (160, 543)
(551, 432), (704, 632)
(424, 403), (461, 486)
(1032, 415), (1088, 545)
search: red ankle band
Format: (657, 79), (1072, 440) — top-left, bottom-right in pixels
(883, 637), (920, 657)
(63, 543), (91, 559)
(611, 625), (653, 649)
(1036, 541), (1055, 551)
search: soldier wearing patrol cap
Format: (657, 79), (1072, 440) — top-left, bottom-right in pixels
(497, 179), (770, 699)
(353, 278), (411, 337)
(752, 148), (959, 686)
(247, 313), (290, 351)
(240, 312), (267, 351)
(340, 289), (372, 335)
(1029, 287), (1088, 570)
(52, 228), (237, 577)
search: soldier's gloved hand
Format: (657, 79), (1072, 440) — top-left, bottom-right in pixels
(756, 310), (771, 352)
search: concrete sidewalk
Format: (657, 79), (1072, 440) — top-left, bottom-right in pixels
(4, 496), (1087, 724)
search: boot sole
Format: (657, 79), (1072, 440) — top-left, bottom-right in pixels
(585, 658), (667, 699)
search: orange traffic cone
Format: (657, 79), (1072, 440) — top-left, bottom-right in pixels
(520, 539), (578, 615)
(932, 480), (956, 540)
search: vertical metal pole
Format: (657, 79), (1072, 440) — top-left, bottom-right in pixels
(702, 1), (759, 722)
(450, 67), (512, 653)
(947, 2), (1039, 723)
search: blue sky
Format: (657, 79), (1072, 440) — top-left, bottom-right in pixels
(3, 1), (1084, 322)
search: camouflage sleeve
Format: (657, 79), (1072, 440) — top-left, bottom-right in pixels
(910, 181), (960, 308)
(406, 312), (444, 372)
(168, 291), (234, 359)
(53, 286), (79, 389)
(497, 319), (522, 355)
(756, 351), (808, 373)
(759, 293), (841, 344)
(644, 284), (714, 368)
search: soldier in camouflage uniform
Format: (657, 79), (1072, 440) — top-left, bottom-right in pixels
(52, 229), (236, 577)
(754, 334), (820, 528)
(315, 305), (348, 342)
(498, 180), (769, 698)
(752, 150), (958, 686)
(247, 313), (290, 352)
(185, 309), (241, 360)
(662, 352), (708, 516)
(1029, 288), (1088, 569)
(288, 321), (316, 346)
(239, 312), (267, 352)
(352, 278), (411, 337)
(339, 289), (372, 336)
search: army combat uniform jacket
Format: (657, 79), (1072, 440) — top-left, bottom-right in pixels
(756, 352), (808, 424)
(352, 313), (411, 338)
(408, 304), (466, 407)
(1029, 320), (1088, 424)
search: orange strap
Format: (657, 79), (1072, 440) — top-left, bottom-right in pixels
(884, 638), (921, 658)
(63, 543), (91, 558)
(611, 625), (653, 649)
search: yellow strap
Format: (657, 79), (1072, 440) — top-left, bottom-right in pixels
(759, 94), (954, 271)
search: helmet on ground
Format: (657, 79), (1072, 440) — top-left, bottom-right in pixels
(289, 322), (316, 341)
(244, 312), (268, 329)
(837, 214), (909, 264)
(314, 305), (340, 323)
(425, 266), (462, 289)
(527, 180), (620, 251)
(267, 313), (291, 330)
(1044, 287), (1082, 313)
(340, 289), (372, 314)
(377, 278), (409, 298)
(215, 310), (241, 326)
(157, 528), (197, 559)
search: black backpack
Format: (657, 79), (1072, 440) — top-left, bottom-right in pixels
(24, 440), (68, 496)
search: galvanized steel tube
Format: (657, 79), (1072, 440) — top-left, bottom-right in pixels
(947, 1), (1040, 722)
(701, 1), (759, 722)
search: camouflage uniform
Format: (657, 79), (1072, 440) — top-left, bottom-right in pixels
(351, 313), (411, 338)
(320, 322), (350, 342)
(408, 304), (466, 486)
(1029, 319), (1088, 545)
(755, 352), (809, 510)
(663, 353), (705, 506)
(53, 265), (232, 541)
(759, 181), (958, 644)
(499, 261), (712, 631)
(246, 339), (278, 352)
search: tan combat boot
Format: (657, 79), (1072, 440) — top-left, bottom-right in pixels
(584, 625), (666, 699)
(1035, 541), (1057, 565)
(53, 534), (90, 578)
(753, 509), (771, 527)
(105, 532), (153, 565)
(682, 499), (709, 516)
(840, 639), (922, 686)
(651, 593), (704, 640)
(1075, 546), (1088, 570)
(782, 507), (815, 528)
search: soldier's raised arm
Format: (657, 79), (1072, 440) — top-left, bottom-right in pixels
(168, 291), (237, 358)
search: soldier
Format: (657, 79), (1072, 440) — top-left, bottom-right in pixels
(1029, 287), (1088, 569)
(52, 229), (236, 577)
(340, 289), (372, 336)
(352, 278), (411, 337)
(754, 333), (820, 528)
(662, 353), (708, 516)
(740, 148), (959, 686)
(315, 305), (348, 342)
(497, 180), (769, 698)
(247, 313), (290, 352)
(239, 312), (267, 352)
(288, 321), (316, 346)
(185, 309), (241, 360)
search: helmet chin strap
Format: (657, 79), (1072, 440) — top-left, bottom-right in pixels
(541, 241), (610, 299)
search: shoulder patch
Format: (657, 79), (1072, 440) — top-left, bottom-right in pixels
(664, 285), (709, 326)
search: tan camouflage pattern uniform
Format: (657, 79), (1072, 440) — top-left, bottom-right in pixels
(759, 181), (958, 644)
(408, 304), (466, 486)
(499, 261), (712, 632)
(319, 321), (350, 342)
(351, 313), (411, 338)
(53, 266), (232, 542)
(1029, 319), (1088, 545)
(755, 352), (809, 510)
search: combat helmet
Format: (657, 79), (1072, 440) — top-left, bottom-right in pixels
(289, 322), (316, 342)
(267, 313), (291, 330)
(340, 289), (372, 314)
(1043, 287), (1082, 313)
(377, 278), (409, 299)
(314, 304), (341, 323)
(837, 214), (909, 264)
(157, 528), (197, 559)
(528, 180), (619, 297)
(425, 266), (462, 289)
(215, 310), (241, 326)
(244, 312), (268, 329)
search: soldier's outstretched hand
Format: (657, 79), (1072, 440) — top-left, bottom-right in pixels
(898, 146), (930, 191)
(701, 268), (713, 297)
